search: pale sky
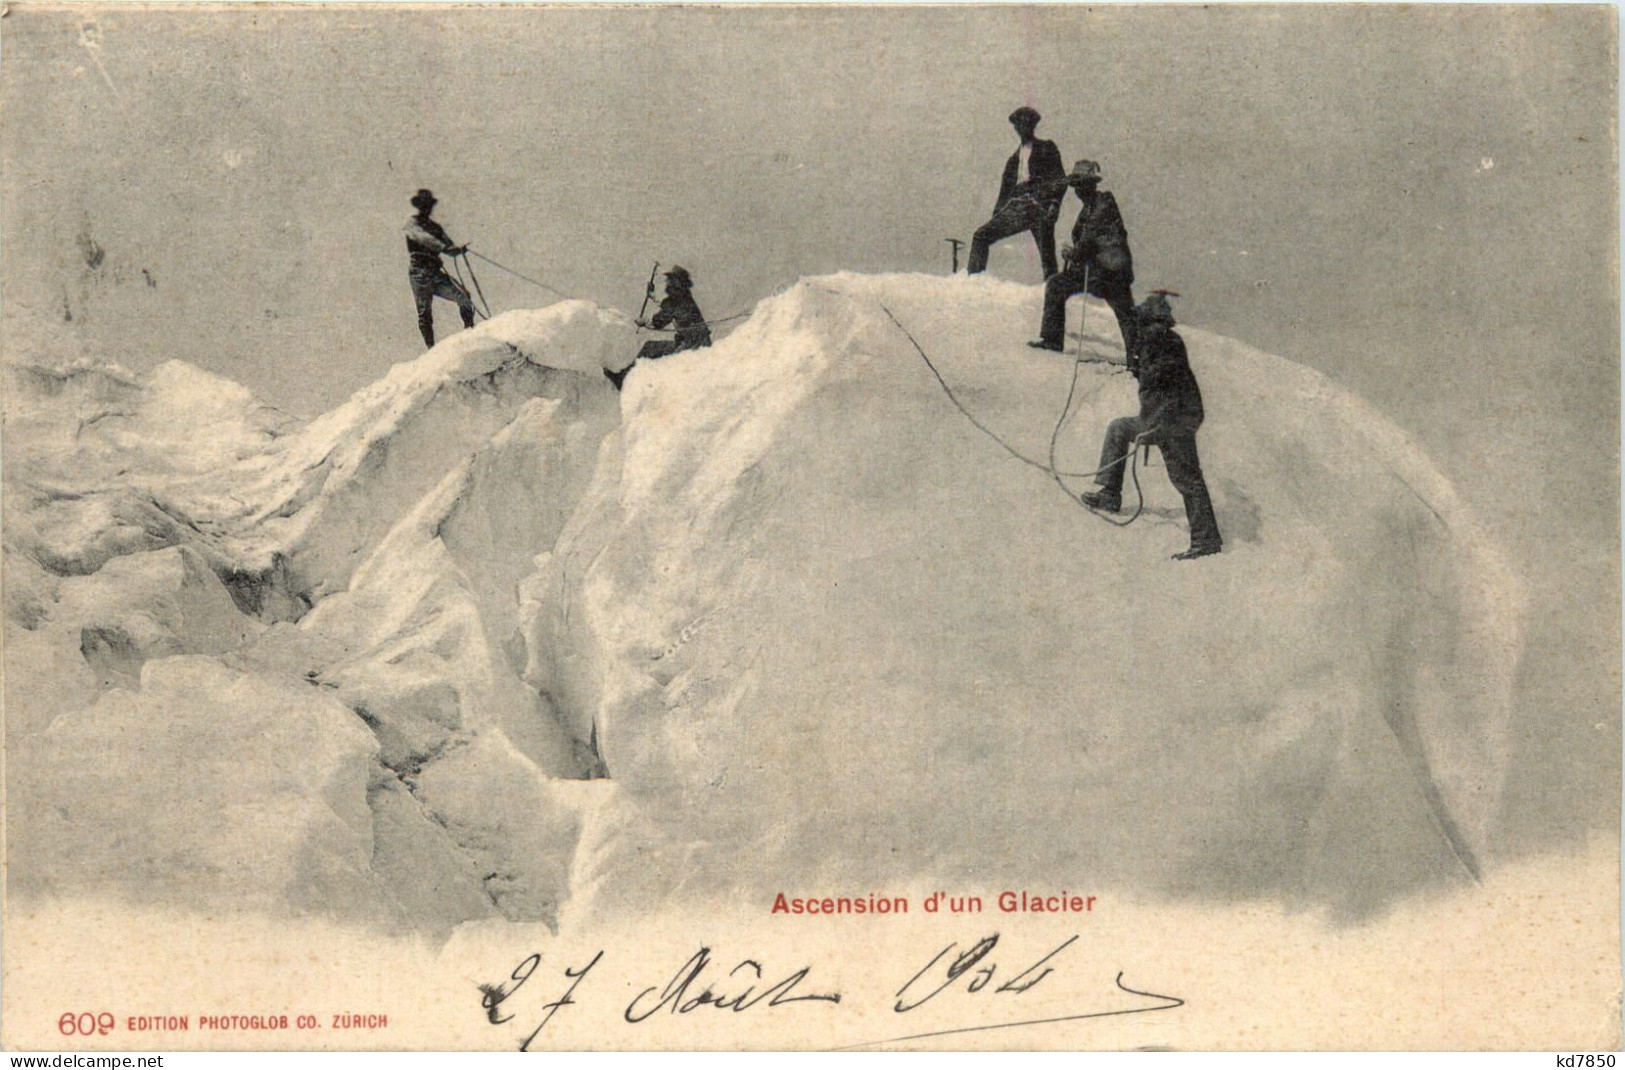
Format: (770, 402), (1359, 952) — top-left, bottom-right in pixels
(3, 5), (1618, 847)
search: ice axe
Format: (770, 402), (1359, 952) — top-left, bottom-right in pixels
(945, 238), (964, 274)
(635, 261), (659, 333)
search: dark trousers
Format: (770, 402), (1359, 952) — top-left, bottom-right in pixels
(1095, 417), (1222, 549)
(967, 194), (1059, 278)
(1041, 265), (1136, 355)
(604, 338), (690, 392)
(410, 268), (476, 348)
(636, 339), (683, 362)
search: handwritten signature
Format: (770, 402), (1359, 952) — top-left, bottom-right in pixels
(479, 933), (1182, 1050)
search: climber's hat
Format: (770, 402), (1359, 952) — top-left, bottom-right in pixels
(1069, 159), (1103, 183)
(1136, 291), (1179, 326)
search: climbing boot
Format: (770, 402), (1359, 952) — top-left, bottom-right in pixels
(1172, 543), (1222, 561)
(1028, 339), (1064, 353)
(1081, 488), (1121, 512)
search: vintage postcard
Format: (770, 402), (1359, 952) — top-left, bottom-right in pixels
(1, 3), (1618, 1053)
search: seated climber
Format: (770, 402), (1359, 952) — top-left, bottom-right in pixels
(1080, 293), (1222, 561)
(605, 265), (713, 391)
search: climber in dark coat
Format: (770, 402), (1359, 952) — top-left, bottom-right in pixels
(1081, 293), (1223, 560)
(605, 266), (713, 391)
(966, 106), (1067, 279)
(1029, 159), (1136, 357)
(404, 189), (476, 349)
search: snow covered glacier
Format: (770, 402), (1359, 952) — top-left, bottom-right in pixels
(2, 273), (1522, 932)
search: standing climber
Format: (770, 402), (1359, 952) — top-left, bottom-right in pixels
(604, 266), (713, 391)
(404, 189), (477, 349)
(1080, 294), (1222, 561)
(966, 107), (1067, 279)
(1029, 160), (1137, 357)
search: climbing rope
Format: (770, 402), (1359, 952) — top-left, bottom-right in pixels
(464, 249), (576, 301)
(462, 249), (754, 331)
(643, 309), (755, 331)
(875, 302), (1053, 473)
(869, 296), (1146, 525)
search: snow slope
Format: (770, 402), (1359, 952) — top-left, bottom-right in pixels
(526, 273), (1522, 917)
(3, 274), (1521, 930)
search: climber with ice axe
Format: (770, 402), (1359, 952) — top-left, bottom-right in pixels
(604, 265), (714, 391)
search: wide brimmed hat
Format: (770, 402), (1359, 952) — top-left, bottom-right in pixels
(1136, 292), (1178, 326)
(1008, 106), (1041, 126)
(410, 188), (438, 210)
(663, 265), (693, 286)
(1069, 159), (1103, 181)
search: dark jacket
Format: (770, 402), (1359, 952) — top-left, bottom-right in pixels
(1133, 326), (1204, 439)
(652, 291), (712, 351)
(996, 139), (1067, 211)
(1067, 189), (1133, 281)
(405, 215), (457, 272)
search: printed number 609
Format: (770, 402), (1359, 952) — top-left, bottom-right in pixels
(58, 1011), (115, 1036)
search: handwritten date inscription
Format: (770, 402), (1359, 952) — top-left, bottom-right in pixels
(479, 933), (1181, 1050)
